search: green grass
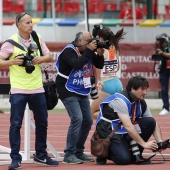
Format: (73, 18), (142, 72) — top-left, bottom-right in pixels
(1, 108), (161, 115)
(0, 108), (67, 114)
(150, 109), (161, 114)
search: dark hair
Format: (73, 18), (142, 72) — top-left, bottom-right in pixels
(126, 75), (149, 91)
(16, 12), (30, 24)
(97, 27), (126, 51)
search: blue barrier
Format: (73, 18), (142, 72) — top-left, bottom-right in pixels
(36, 18), (61, 26)
(57, 18), (83, 26)
(159, 20), (170, 27)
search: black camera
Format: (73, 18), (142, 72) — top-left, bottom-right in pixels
(152, 33), (169, 61)
(20, 43), (39, 74)
(90, 75), (98, 100)
(92, 24), (110, 49)
(152, 139), (170, 152)
(152, 52), (163, 61)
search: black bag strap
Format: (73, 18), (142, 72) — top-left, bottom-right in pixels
(5, 39), (26, 51)
(44, 70), (49, 81)
(31, 30), (43, 56)
(107, 122), (122, 139)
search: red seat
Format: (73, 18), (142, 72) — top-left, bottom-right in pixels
(12, 0), (26, 14)
(63, 1), (80, 15)
(3, 0), (13, 13)
(102, 2), (117, 11)
(88, 0), (103, 14)
(37, 0), (43, 12)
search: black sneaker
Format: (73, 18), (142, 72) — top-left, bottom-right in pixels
(77, 153), (95, 162)
(8, 159), (21, 170)
(33, 154), (59, 166)
(63, 155), (83, 164)
(96, 158), (107, 165)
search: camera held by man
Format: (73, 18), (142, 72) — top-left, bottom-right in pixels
(18, 43), (38, 74)
(152, 33), (169, 61)
(152, 139), (170, 152)
(92, 24), (110, 49)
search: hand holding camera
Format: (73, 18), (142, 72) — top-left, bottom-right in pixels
(152, 33), (169, 61)
(17, 43), (38, 74)
(152, 139), (170, 152)
(96, 48), (104, 56)
(13, 55), (24, 66)
(32, 55), (42, 65)
(87, 40), (97, 51)
(156, 49), (164, 55)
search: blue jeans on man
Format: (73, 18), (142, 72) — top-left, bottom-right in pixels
(97, 117), (156, 165)
(62, 96), (93, 157)
(9, 93), (48, 161)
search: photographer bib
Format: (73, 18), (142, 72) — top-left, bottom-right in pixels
(83, 63), (92, 88)
(83, 75), (91, 88)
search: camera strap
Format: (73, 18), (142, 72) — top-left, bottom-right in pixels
(31, 30), (43, 56)
(4, 30), (42, 57)
(4, 39), (26, 52)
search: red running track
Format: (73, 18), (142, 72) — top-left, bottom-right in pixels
(0, 112), (170, 170)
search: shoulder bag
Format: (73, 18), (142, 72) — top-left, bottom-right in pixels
(43, 70), (58, 110)
(91, 122), (121, 158)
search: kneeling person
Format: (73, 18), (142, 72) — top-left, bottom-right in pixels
(95, 75), (164, 165)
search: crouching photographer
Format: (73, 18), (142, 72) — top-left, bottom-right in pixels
(94, 76), (168, 165)
(152, 33), (170, 115)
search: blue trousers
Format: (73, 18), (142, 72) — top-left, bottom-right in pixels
(9, 93), (48, 161)
(105, 117), (156, 165)
(61, 96), (93, 157)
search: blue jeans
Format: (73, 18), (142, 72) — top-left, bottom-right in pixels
(9, 93), (48, 161)
(108, 117), (156, 165)
(61, 96), (93, 157)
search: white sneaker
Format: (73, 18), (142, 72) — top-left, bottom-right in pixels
(159, 108), (169, 115)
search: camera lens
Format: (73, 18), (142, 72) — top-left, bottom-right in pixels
(25, 60), (35, 73)
(130, 140), (141, 162)
(90, 84), (99, 100)
(25, 65), (35, 74)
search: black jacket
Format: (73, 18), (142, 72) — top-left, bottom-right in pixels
(96, 89), (147, 139)
(55, 45), (104, 99)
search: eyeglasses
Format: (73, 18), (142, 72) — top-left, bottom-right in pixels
(16, 12), (28, 23)
(86, 39), (92, 44)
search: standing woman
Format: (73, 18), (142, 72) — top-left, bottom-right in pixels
(91, 27), (126, 119)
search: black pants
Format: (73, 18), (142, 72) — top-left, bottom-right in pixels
(99, 117), (156, 165)
(159, 70), (170, 111)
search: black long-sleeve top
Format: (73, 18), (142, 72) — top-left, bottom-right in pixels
(55, 45), (104, 100)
